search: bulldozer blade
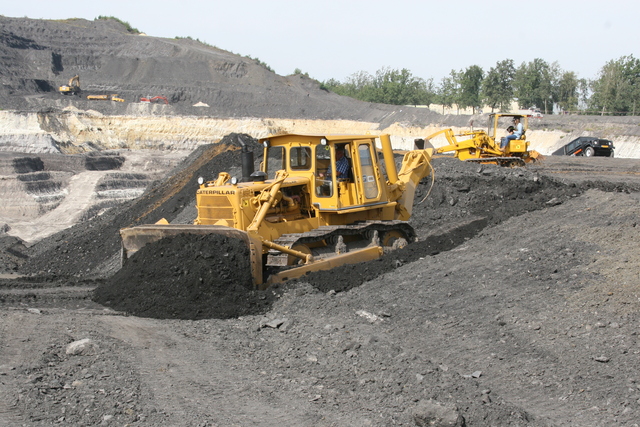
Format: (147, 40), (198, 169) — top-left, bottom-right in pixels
(263, 246), (384, 289)
(527, 151), (544, 163)
(120, 224), (263, 287)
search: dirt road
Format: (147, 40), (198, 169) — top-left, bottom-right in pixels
(1, 155), (640, 426)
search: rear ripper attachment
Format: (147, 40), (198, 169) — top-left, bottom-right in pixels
(121, 134), (434, 289)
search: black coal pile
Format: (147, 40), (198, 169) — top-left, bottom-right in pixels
(0, 15), (443, 127)
(93, 233), (277, 320)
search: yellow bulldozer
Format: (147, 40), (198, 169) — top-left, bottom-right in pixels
(58, 75), (81, 95)
(120, 133), (434, 289)
(420, 113), (542, 167)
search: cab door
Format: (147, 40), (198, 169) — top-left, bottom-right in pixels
(352, 140), (382, 205)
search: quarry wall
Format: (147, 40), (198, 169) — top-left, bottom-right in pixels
(1, 110), (639, 157)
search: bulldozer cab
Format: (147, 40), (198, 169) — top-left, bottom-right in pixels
(487, 113), (529, 141)
(261, 135), (383, 211)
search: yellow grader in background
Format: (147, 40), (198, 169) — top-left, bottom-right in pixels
(420, 113), (542, 167)
(121, 134), (434, 288)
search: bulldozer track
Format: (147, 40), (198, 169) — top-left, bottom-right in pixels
(464, 157), (526, 167)
(266, 220), (415, 267)
(0, 282), (102, 309)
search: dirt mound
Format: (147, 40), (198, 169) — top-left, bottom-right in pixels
(93, 233), (276, 319)
(15, 140), (639, 322)
(15, 133), (259, 277)
(0, 16), (442, 126)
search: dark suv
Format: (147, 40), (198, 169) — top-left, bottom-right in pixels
(552, 136), (615, 157)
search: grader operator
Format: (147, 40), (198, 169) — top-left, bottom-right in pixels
(121, 134), (434, 288)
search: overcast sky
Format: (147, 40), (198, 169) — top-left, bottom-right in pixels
(4, 0), (638, 83)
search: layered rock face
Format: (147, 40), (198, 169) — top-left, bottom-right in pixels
(3, 15), (639, 156)
(0, 149), (186, 244)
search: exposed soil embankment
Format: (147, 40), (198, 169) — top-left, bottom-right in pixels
(0, 150), (169, 244)
(0, 15), (442, 127)
(4, 15), (639, 158)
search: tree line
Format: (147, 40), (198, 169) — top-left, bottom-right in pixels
(319, 55), (640, 116)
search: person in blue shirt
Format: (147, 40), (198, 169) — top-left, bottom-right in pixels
(501, 126), (515, 149)
(322, 146), (351, 180)
(501, 117), (524, 149)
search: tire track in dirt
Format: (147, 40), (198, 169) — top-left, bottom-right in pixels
(98, 316), (347, 426)
(0, 310), (40, 426)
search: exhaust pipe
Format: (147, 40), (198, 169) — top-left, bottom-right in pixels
(237, 135), (255, 182)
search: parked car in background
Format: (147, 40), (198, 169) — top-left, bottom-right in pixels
(526, 107), (543, 118)
(552, 136), (615, 157)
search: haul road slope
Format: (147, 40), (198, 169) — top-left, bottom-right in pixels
(1, 139), (640, 426)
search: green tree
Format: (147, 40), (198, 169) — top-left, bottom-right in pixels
(458, 65), (484, 114)
(436, 71), (460, 114)
(590, 55), (640, 115)
(577, 78), (591, 113)
(324, 71), (373, 98)
(556, 71), (580, 113)
(482, 59), (516, 112)
(513, 58), (557, 114)
(322, 67), (435, 106)
(372, 67), (435, 106)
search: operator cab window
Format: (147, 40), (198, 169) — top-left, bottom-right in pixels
(315, 144), (333, 197)
(358, 143), (379, 199)
(334, 144), (352, 181)
(265, 146), (284, 179)
(290, 146), (312, 170)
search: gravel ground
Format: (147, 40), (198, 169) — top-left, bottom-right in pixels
(2, 148), (640, 426)
(3, 14), (640, 426)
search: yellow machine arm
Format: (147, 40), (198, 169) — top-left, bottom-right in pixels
(246, 170), (288, 233)
(379, 134), (433, 220)
(394, 149), (434, 219)
(428, 128), (503, 160)
(245, 170), (315, 269)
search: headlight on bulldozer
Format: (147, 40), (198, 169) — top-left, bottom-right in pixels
(197, 176), (204, 185)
